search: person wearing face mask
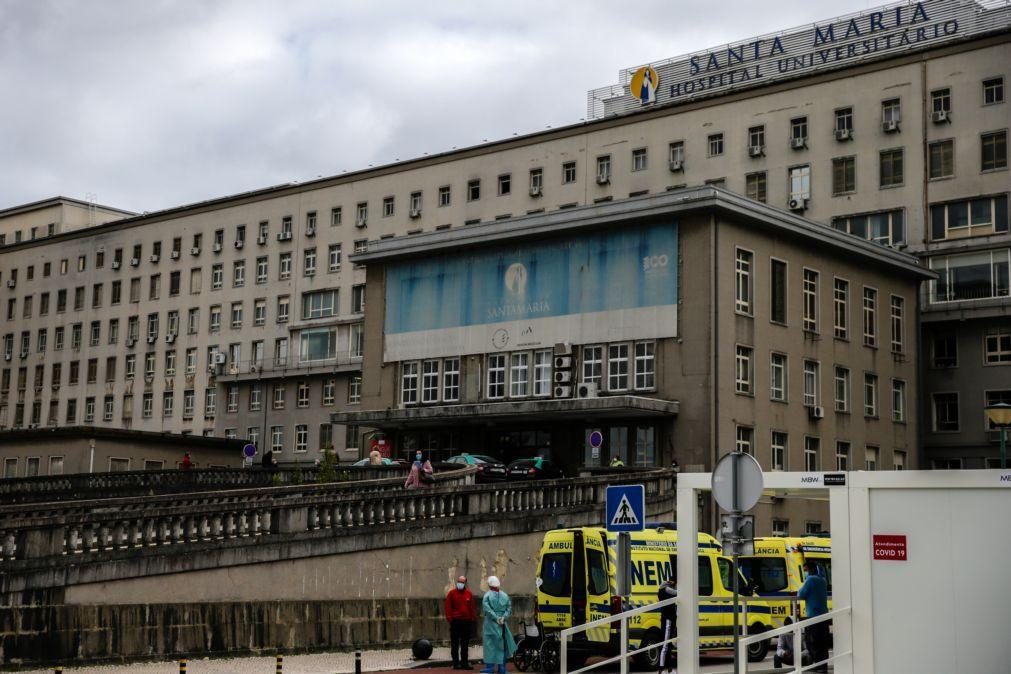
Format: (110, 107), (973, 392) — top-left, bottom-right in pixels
(445, 575), (476, 669)
(404, 451), (434, 488)
(480, 576), (516, 674)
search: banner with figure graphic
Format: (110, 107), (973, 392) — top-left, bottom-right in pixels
(383, 222), (678, 361)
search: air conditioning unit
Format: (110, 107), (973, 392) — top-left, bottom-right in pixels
(125, 338), (135, 347)
(191, 247), (201, 255)
(748, 145), (764, 157)
(147, 336), (157, 344)
(554, 355), (573, 369)
(355, 217), (368, 228)
(596, 173), (610, 185)
(257, 235), (267, 245)
(834, 128), (852, 141)
(668, 160), (684, 172)
(111, 260), (121, 269)
(19, 350), (28, 359)
(931, 110), (950, 124)
(529, 186), (543, 197)
(234, 240), (244, 249)
(554, 385), (572, 398)
(213, 352), (227, 365)
(170, 250), (180, 259)
(409, 208), (422, 219)
(306, 227), (316, 238)
(790, 137), (806, 150)
(277, 232), (292, 241)
(212, 243), (222, 253)
(249, 364), (258, 373)
(809, 405), (825, 420)
(554, 342), (573, 356)
(149, 254), (160, 263)
(165, 333), (176, 344)
(882, 119), (900, 133)
(130, 258), (140, 266)
(554, 371), (572, 384)
(576, 382), (599, 399)
(788, 197), (808, 212)
(3, 354), (9, 361)
(6, 279), (14, 288)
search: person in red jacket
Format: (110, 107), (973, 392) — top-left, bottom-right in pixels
(445, 575), (476, 669)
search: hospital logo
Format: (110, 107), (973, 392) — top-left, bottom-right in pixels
(505, 262), (528, 295)
(629, 66), (659, 105)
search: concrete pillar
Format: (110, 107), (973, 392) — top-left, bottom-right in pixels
(272, 507), (307, 534)
(16, 526), (66, 559)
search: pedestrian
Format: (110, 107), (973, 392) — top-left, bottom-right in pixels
(773, 616), (808, 668)
(797, 560), (829, 672)
(262, 449), (274, 469)
(369, 447), (383, 465)
(657, 577), (677, 674)
(445, 575), (476, 669)
(609, 454), (625, 468)
(404, 451), (434, 489)
(180, 452), (194, 470)
(480, 576), (515, 674)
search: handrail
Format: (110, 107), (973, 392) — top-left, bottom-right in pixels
(736, 606), (852, 674)
(560, 595), (679, 674)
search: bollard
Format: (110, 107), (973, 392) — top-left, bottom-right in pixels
(276, 653), (283, 673)
(179, 659), (187, 674)
(355, 649), (362, 674)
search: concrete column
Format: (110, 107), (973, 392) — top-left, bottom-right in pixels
(273, 506), (307, 534)
(15, 526), (66, 559)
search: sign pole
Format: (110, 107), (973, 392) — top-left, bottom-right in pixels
(730, 451), (741, 674)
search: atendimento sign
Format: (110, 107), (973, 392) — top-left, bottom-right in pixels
(588, 0), (1010, 118)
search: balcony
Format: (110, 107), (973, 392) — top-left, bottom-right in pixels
(216, 354), (362, 382)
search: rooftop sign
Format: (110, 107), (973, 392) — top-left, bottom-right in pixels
(588, 0), (1010, 118)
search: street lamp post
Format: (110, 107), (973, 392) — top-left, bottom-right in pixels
(984, 402), (1011, 469)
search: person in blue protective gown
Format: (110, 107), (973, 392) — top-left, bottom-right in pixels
(481, 575), (516, 673)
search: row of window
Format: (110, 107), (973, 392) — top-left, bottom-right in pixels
(930, 389), (1011, 434)
(735, 348), (906, 420)
(930, 327), (1011, 368)
(735, 248), (906, 350)
(734, 425), (905, 472)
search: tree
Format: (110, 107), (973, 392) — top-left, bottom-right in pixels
(317, 445), (337, 483)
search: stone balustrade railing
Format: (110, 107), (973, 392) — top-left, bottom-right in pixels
(0, 468), (674, 566)
(0, 463), (415, 504)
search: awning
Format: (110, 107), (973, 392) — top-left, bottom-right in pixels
(330, 395), (679, 429)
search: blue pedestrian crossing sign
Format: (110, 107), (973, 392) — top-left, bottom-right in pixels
(606, 484), (645, 532)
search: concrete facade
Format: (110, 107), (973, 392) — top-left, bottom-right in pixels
(0, 8), (1005, 475)
(0, 196), (133, 245)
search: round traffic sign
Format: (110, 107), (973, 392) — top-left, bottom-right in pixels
(711, 452), (764, 512)
(589, 430), (604, 449)
(242, 443), (257, 458)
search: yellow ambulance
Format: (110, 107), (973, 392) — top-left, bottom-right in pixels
(738, 536), (832, 622)
(534, 526), (775, 668)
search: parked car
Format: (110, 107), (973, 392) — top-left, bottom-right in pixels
(352, 457), (395, 466)
(446, 453), (509, 482)
(507, 457), (564, 481)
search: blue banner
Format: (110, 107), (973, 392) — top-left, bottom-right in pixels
(385, 222), (678, 334)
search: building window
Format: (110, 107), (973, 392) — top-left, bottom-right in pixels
(330, 207), (342, 227)
(381, 196), (394, 217)
(669, 141), (684, 167)
(443, 358), (460, 402)
(835, 107), (853, 133)
(302, 289), (339, 319)
(929, 140), (954, 179)
(931, 88), (951, 113)
(277, 296), (290, 323)
(273, 384), (286, 410)
(254, 299), (266, 326)
(562, 161), (577, 184)
(803, 360), (819, 407)
(735, 345), (753, 395)
(832, 156), (856, 194)
(890, 296), (904, 353)
(882, 98), (901, 125)
(770, 353), (787, 402)
(352, 284), (365, 313)
(595, 156), (611, 183)
(802, 269), (818, 332)
(349, 324), (364, 358)
(891, 379), (906, 422)
(294, 425), (308, 453)
(348, 376), (362, 405)
(833, 278), (849, 339)
(929, 195), (1008, 241)
(270, 425), (284, 452)
(804, 436), (820, 472)
(790, 117), (808, 144)
(467, 179), (481, 201)
(789, 164), (811, 201)
(634, 342), (655, 390)
(929, 248), (1011, 303)
(534, 349), (553, 397)
(418, 360), (440, 404)
(864, 373), (878, 417)
(631, 148), (648, 172)
(832, 209), (906, 246)
(355, 203), (368, 227)
(771, 431), (787, 470)
(233, 260), (245, 287)
(708, 133), (724, 157)
(772, 519), (789, 537)
(834, 366), (850, 413)
(735, 425), (754, 455)
(865, 446), (879, 471)
(303, 248), (317, 276)
(279, 252), (292, 279)
(486, 354), (505, 399)
(328, 244), (342, 273)
(608, 343), (630, 391)
(835, 441), (850, 471)
(438, 186), (451, 207)
(745, 172), (767, 203)
(529, 168), (543, 194)
(748, 125), (765, 152)
(983, 77), (1004, 105)
(981, 130), (1007, 171)
(879, 148), (904, 187)
(298, 326), (337, 362)
(497, 174), (511, 196)
(582, 345), (602, 385)
(862, 287), (878, 347)
(770, 259), (787, 324)
(510, 352), (529, 397)
(296, 381), (310, 408)
(735, 248), (753, 314)
(985, 329), (1011, 364)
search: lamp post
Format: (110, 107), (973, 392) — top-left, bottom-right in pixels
(984, 401), (1011, 469)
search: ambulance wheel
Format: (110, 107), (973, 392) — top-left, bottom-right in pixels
(633, 628), (662, 670)
(539, 637), (560, 673)
(745, 625), (771, 662)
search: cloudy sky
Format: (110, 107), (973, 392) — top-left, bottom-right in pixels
(1, 0), (883, 213)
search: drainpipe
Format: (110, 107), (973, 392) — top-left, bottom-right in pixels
(88, 438), (95, 473)
(709, 212), (719, 535)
